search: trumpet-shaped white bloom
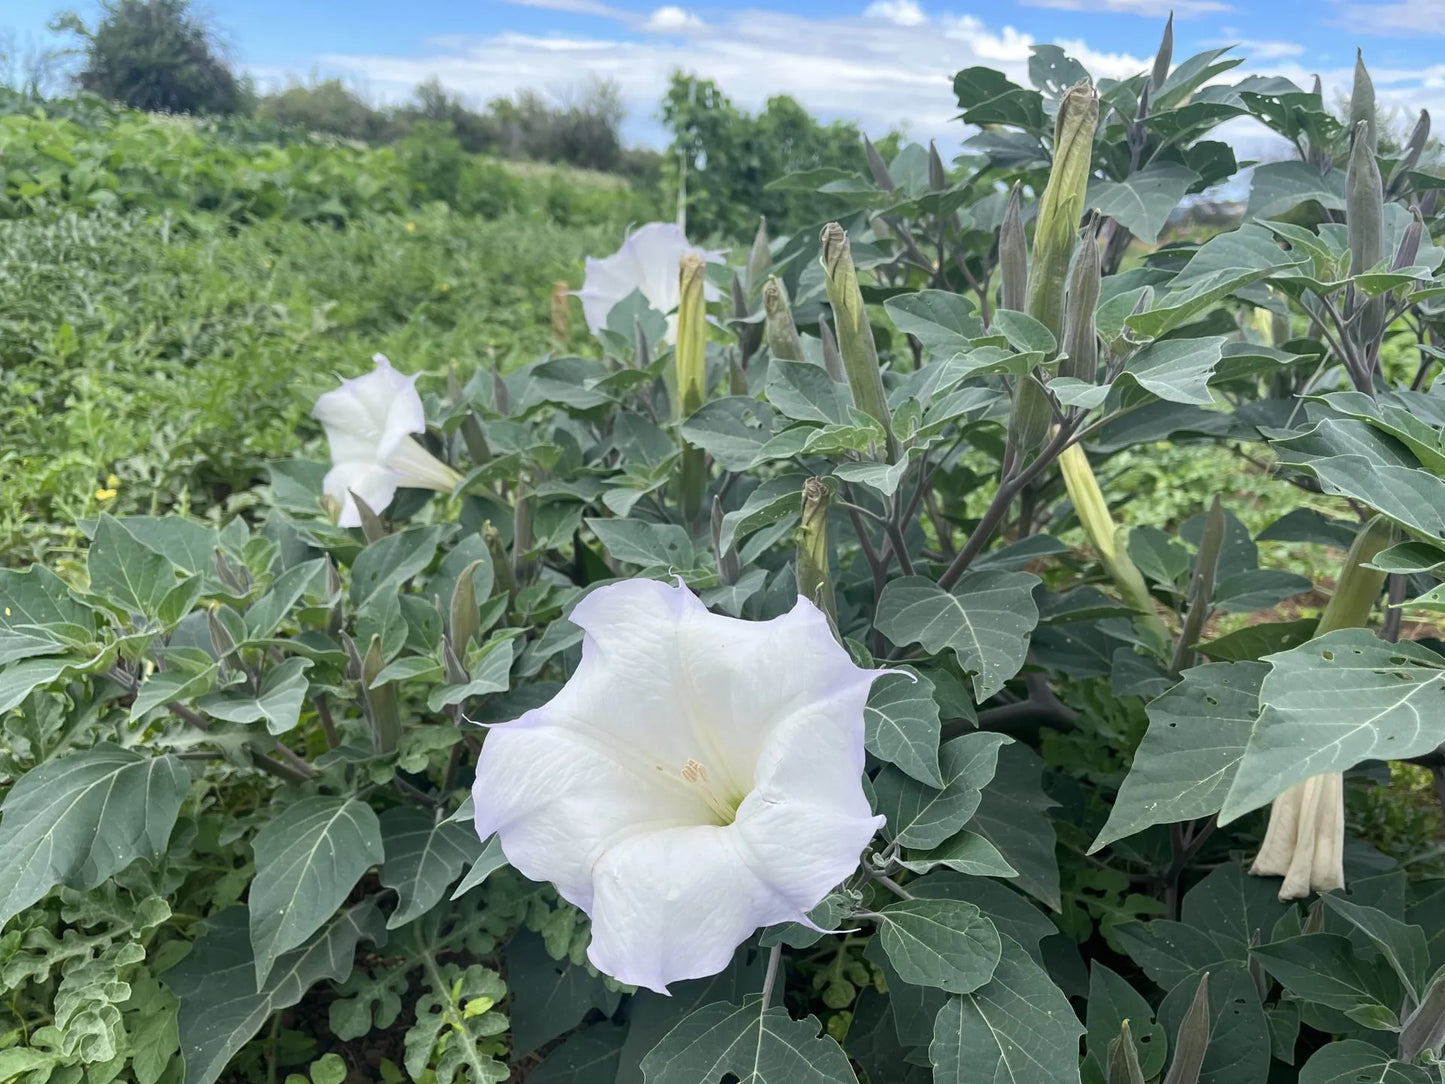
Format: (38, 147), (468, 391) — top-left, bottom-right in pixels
(471, 578), (886, 993)
(312, 354), (461, 528)
(576, 222), (723, 342)
(1249, 772), (1345, 901)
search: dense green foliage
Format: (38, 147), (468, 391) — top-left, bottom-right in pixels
(7, 20), (1445, 1084)
(53, 0), (242, 115)
(662, 72), (889, 238)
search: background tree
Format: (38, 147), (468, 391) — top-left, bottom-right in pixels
(52, 0), (241, 115)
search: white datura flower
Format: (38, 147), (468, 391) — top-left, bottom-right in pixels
(471, 578), (887, 993)
(312, 354), (461, 528)
(1249, 772), (1345, 901)
(576, 222), (723, 342)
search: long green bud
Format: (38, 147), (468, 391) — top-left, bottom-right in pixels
(1151, 14), (1173, 93)
(820, 223), (898, 461)
(1026, 80), (1098, 343)
(999, 183), (1028, 313)
(1059, 217), (1100, 382)
(1107, 1020), (1147, 1084)
(1389, 109), (1430, 197)
(1317, 515), (1393, 635)
(1350, 50), (1377, 157)
(1346, 120), (1386, 350)
(745, 216), (770, 295)
(676, 254), (708, 521)
(796, 477), (836, 624)
(1059, 442), (1169, 644)
(763, 276), (805, 361)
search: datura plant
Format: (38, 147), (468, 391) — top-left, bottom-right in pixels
(12, 22), (1445, 1084)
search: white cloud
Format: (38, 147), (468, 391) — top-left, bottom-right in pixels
(317, 8), (1146, 150)
(1021, 0), (1228, 15)
(1207, 38), (1306, 60)
(642, 6), (707, 32)
(864, 1), (929, 26)
(1335, 0), (1445, 35)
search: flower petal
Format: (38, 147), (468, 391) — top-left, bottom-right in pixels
(473, 720), (709, 911)
(322, 462), (398, 527)
(575, 223), (726, 340)
(384, 435), (461, 493)
(563, 583), (874, 797)
(586, 824), (794, 993)
(730, 693), (884, 910)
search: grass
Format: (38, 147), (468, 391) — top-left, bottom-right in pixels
(0, 206), (630, 563)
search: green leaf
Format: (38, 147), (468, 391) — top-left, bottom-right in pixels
(832, 456), (913, 498)
(506, 932), (620, 1055)
(765, 360), (850, 424)
(1093, 662), (1266, 852)
(1120, 337), (1227, 405)
(884, 291), (986, 356)
(875, 571), (1040, 701)
(0, 565), (95, 665)
(585, 518), (695, 569)
(1090, 163), (1201, 243)
(249, 796), (384, 987)
(1318, 894), (1430, 1004)
(1086, 963), (1167, 1080)
(1298, 1041), (1436, 1084)
(0, 655), (81, 714)
(877, 899), (1002, 994)
(990, 309), (1057, 355)
(864, 670), (943, 787)
(640, 1000), (859, 1083)
(451, 835), (508, 900)
(245, 559), (327, 640)
(196, 657), (311, 734)
(968, 743), (1061, 911)
(1252, 934), (1401, 1018)
(349, 526), (447, 610)
(1197, 620), (1318, 662)
(0, 743), (189, 927)
(874, 733), (1009, 849)
(378, 807), (484, 930)
(87, 514), (192, 619)
(898, 830), (1017, 878)
(929, 934), (1083, 1084)
(717, 475), (807, 554)
(907, 873), (1057, 965)
(679, 397), (781, 472)
(1210, 569), (1311, 613)
(168, 905), (382, 1084)
(1247, 160), (1345, 219)
(528, 1025), (627, 1084)
(1221, 630), (1445, 823)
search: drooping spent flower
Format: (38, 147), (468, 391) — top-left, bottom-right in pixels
(576, 222), (723, 342)
(471, 578), (887, 993)
(1249, 773), (1345, 900)
(312, 354), (461, 528)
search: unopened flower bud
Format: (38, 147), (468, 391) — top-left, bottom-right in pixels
(1150, 13), (1173, 94)
(928, 140), (947, 192)
(1350, 50), (1377, 156)
(1059, 218), (1101, 383)
(763, 276), (805, 362)
(1027, 81), (1098, 342)
(745, 216), (771, 295)
(712, 495), (739, 586)
(1106, 1020), (1146, 1084)
(1393, 208), (1425, 271)
(864, 134), (896, 192)
(796, 478), (836, 624)
(999, 182), (1028, 314)
(819, 313), (846, 384)
(1346, 120), (1386, 347)
(676, 254), (709, 521)
(820, 223), (897, 460)
(1390, 110), (1431, 197)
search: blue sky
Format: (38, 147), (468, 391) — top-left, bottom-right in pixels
(2, 0), (1441, 155)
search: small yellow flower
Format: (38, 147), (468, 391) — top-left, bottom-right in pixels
(96, 474), (119, 501)
(95, 488), (117, 501)
(105, 473), (119, 488)
(264, 258), (274, 269)
(438, 282), (451, 293)
(405, 221), (416, 232)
